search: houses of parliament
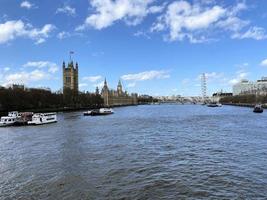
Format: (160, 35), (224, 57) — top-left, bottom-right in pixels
(62, 60), (138, 106)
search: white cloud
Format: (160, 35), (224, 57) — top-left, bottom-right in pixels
(20, 1), (34, 9)
(216, 16), (249, 32)
(76, 0), (162, 30)
(3, 70), (50, 86)
(232, 26), (267, 40)
(228, 70), (249, 85)
(0, 20), (55, 44)
(23, 61), (59, 73)
(151, 1), (265, 42)
(121, 70), (170, 81)
(151, 1), (226, 42)
(56, 5), (76, 16)
(57, 31), (71, 40)
(260, 59), (267, 67)
(83, 75), (102, 82)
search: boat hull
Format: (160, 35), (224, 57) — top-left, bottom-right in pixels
(0, 123), (15, 127)
(84, 112), (113, 116)
(253, 109), (263, 113)
(28, 120), (57, 125)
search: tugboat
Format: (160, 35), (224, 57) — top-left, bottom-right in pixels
(0, 111), (20, 127)
(28, 113), (57, 125)
(253, 104), (264, 113)
(84, 108), (114, 116)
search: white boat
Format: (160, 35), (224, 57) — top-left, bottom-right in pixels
(84, 108), (114, 116)
(0, 111), (20, 127)
(28, 113), (57, 125)
(207, 103), (222, 107)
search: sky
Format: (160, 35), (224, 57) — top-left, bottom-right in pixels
(0, 0), (267, 96)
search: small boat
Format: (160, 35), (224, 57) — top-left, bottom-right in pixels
(0, 111), (20, 127)
(84, 108), (114, 116)
(207, 102), (222, 107)
(253, 104), (264, 113)
(28, 113), (57, 125)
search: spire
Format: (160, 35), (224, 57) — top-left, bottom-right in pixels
(75, 62), (78, 69)
(62, 61), (66, 69)
(118, 79), (122, 87)
(104, 78), (107, 86)
(117, 79), (123, 94)
(95, 87), (99, 95)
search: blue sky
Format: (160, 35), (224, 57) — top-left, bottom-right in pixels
(0, 0), (267, 96)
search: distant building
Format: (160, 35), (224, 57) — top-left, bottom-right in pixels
(63, 61), (79, 94)
(212, 92), (233, 102)
(101, 79), (138, 106)
(8, 84), (25, 90)
(233, 77), (267, 95)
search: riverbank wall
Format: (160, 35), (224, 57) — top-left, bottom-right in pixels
(0, 104), (141, 117)
(223, 103), (267, 108)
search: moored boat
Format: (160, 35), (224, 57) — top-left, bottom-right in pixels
(0, 111), (20, 127)
(14, 112), (34, 126)
(28, 113), (57, 125)
(84, 108), (114, 116)
(253, 104), (263, 113)
(207, 103), (222, 107)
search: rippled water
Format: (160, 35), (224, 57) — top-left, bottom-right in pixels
(0, 105), (267, 200)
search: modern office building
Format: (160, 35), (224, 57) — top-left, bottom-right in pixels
(233, 77), (267, 95)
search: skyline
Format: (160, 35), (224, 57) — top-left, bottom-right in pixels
(0, 0), (267, 96)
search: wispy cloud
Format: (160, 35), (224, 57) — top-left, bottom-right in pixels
(121, 70), (170, 81)
(57, 31), (71, 40)
(232, 26), (267, 40)
(228, 70), (248, 85)
(260, 59), (267, 67)
(127, 82), (136, 88)
(83, 75), (102, 82)
(56, 5), (76, 16)
(23, 61), (59, 73)
(79, 83), (88, 88)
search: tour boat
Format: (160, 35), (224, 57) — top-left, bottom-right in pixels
(28, 113), (57, 125)
(84, 108), (114, 116)
(14, 112), (34, 126)
(253, 104), (264, 113)
(0, 111), (20, 127)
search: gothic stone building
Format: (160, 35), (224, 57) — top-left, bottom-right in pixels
(101, 79), (138, 106)
(63, 61), (79, 94)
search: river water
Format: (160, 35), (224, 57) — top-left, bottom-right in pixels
(0, 105), (267, 200)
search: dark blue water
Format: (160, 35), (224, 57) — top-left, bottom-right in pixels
(0, 105), (267, 200)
